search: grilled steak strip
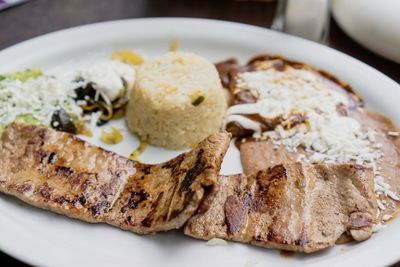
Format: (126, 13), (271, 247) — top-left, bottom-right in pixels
(185, 163), (377, 253)
(0, 123), (230, 233)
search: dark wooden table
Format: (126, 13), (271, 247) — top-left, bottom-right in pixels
(0, 0), (399, 266)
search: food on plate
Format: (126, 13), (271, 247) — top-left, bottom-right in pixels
(0, 49), (399, 255)
(168, 39), (180, 52)
(0, 60), (135, 136)
(74, 60), (135, 126)
(0, 68), (42, 82)
(185, 163), (377, 253)
(0, 70), (82, 134)
(112, 50), (144, 66)
(0, 123), (230, 233)
(126, 52), (227, 149)
(218, 55), (400, 227)
(129, 139), (148, 161)
(100, 127), (124, 145)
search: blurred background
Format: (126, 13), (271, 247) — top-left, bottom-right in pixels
(0, 0), (399, 265)
(0, 0), (399, 83)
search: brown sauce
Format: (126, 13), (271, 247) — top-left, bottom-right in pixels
(280, 250), (295, 258)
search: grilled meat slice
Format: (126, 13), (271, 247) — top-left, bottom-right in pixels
(0, 123), (230, 233)
(185, 163), (377, 253)
(0, 123), (133, 222)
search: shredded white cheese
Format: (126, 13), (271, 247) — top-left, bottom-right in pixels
(227, 68), (348, 118)
(0, 75), (81, 128)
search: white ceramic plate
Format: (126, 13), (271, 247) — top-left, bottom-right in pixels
(0, 18), (399, 267)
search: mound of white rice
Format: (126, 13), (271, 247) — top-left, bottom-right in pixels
(126, 52), (227, 149)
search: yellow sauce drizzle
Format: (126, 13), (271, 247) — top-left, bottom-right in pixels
(168, 39), (180, 52)
(129, 139), (148, 161)
(100, 127), (123, 145)
(112, 50), (144, 65)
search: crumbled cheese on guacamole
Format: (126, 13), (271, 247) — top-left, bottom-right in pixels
(0, 73), (81, 133)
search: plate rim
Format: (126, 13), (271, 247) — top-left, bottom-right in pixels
(0, 17), (399, 267)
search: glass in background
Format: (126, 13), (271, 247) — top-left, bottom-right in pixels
(272, 0), (330, 44)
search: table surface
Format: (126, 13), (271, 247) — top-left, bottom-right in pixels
(0, 0), (399, 266)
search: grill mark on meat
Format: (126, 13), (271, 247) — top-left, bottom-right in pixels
(169, 189), (196, 220)
(141, 192), (164, 228)
(141, 165), (151, 175)
(37, 128), (46, 140)
(180, 149), (205, 192)
(183, 189), (196, 208)
(225, 195), (245, 234)
(77, 194), (87, 205)
(56, 166), (74, 177)
(89, 200), (110, 216)
(266, 227), (279, 242)
(71, 173), (87, 190)
(295, 233), (309, 247)
(162, 153), (185, 170)
(48, 152), (57, 164)
(267, 165), (287, 183)
(37, 150), (47, 164)
(121, 190), (149, 213)
(55, 195), (71, 205)
(15, 181), (33, 194)
(37, 182), (54, 200)
(255, 165), (287, 213)
(80, 178), (91, 191)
